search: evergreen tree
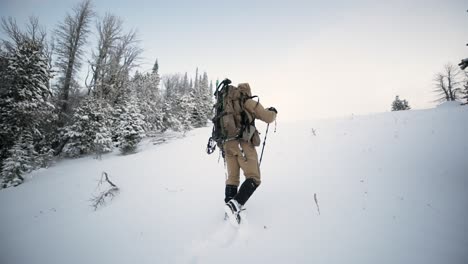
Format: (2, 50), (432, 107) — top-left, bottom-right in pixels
(1, 133), (35, 188)
(0, 37), (54, 176)
(391, 95), (411, 111)
(160, 99), (182, 132)
(114, 98), (145, 154)
(152, 59), (159, 74)
(130, 70), (162, 131)
(62, 97), (113, 157)
(191, 71), (212, 127)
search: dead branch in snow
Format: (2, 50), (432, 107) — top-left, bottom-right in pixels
(91, 172), (120, 210)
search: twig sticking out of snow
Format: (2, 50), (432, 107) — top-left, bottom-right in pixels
(314, 193), (321, 215)
(91, 172), (120, 210)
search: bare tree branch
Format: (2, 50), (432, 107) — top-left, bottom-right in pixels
(433, 63), (463, 102)
(91, 171), (120, 210)
(54, 0), (94, 117)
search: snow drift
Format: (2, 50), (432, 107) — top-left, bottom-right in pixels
(1, 104), (467, 264)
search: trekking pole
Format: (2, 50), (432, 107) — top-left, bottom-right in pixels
(259, 123), (270, 167)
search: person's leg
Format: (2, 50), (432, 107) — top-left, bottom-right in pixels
(225, 184), (237, 203)
(225, 152), (241, 187)
(224, 142), (241, 203)
(238, 142), (261, 185)
(234, 142), (261, 206)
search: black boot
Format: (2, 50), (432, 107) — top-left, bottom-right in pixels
(233, 178), (259, 206)
(224, 185), (238, 203)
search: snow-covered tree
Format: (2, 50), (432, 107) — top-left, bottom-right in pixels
(62, 97), (113, 157)
(189, 71), (213, 127)
(1, 133), (35, 188)
(160, 70), (213, 130)
(391, 95), (411, 111)
(130, 70), (163, 131)
(0, 31), (54, 178)
(114, 98), (145, 154)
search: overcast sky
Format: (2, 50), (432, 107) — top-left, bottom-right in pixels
(1, 0), (466, 120)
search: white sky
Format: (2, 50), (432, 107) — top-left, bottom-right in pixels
(0, 0), (467, 120)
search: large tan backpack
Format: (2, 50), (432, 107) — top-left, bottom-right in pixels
(207, 79), (260, 154)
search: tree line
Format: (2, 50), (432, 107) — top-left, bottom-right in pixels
(0, 0), (214, 188)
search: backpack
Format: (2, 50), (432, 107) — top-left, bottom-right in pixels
(206, 79), (260, 155)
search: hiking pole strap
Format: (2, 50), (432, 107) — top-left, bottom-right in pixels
(259, 123), (270, 167)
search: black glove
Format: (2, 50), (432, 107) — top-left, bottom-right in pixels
(267, 107), (278, 114)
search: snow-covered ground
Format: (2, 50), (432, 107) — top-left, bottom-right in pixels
(1, 103), (468, 264)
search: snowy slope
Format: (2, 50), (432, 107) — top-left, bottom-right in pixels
(1, 104), (468, 264)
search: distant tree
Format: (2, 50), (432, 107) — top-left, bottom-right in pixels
(191, 71), (212, 127)
(160, 100), (181, 131)
(130, 69), (162, 131)
(182, 72), (189, 92)
(55, 0), (94, 118)
(152, 59), (159, 74)
(163, 73), (185, 97)
(391, 95), (411, 111)
(433, 64), (463, 102)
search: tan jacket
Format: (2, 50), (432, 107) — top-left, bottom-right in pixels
(244, 99), (277, 125)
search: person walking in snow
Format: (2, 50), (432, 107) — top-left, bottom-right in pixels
(207, 79), (277, 225)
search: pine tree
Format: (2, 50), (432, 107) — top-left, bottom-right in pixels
(130, 70), (162, 131)
(161, 100), (181, 132)
(114, 98), (145, 154)
(63, 97), (113, 157)
(1, 134), (35, 188)
(191, 72), (212, 127)
(152, 59), (159, 74)
(0, 37), (54, 176)
(391, 95), (411, 111)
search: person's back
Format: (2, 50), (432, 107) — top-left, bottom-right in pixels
(208, 80), (277, 226)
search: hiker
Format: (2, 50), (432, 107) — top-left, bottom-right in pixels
(207, 79), (277, 224)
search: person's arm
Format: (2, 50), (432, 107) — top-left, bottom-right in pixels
(244, 99), (277, 124)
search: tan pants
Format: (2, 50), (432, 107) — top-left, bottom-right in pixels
(224, 140), (261, 186)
